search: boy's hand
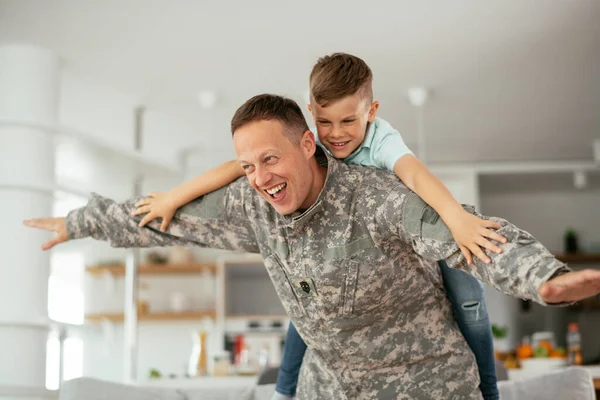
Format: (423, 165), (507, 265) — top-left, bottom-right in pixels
(447, 210), (507, 265)
(133, 192), (177, 232)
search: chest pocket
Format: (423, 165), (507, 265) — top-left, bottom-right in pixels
(324, 236), (385, 318)
(262, 253), (310, 319)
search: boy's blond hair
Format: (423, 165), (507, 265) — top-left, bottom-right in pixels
(309, 53), (373, 107)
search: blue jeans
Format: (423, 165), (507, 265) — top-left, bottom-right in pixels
(275, 261), (499, 400)
(275, 321), (307, 397)
(439, 260), (499, 400)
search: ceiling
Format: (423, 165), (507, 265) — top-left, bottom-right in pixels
(1, 0), (599, 163)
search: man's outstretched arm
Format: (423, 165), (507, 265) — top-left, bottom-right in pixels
(25, 183), (260, 253)
(381, 190), (600, 305)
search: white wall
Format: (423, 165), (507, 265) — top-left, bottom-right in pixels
(481, 184), (600, 254)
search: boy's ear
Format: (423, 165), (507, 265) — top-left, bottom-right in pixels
(300, 130), (316, 159)
(368, 101), (380, 123)
(307, 103), (317, 123)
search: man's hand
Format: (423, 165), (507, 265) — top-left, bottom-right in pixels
(23, 217), (69, 250)
(539, 269), (600, 304)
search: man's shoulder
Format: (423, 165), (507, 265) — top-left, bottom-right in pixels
(335, 160), (408, 195)
(177, 177), (265, 221)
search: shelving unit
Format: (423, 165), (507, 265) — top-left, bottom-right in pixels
(86, 310), (216, 323)
(225, 315), (288, 321)
(554, 253), (600, 264)
(86, 263), (216, 277)
(569, 297), (600, 310)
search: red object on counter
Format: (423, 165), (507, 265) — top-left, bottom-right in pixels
(234, 334), (245, 365)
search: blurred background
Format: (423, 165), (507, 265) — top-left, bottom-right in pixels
(0, 0), (599, 398)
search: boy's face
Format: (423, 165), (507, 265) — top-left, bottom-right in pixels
(309, 94), (379, 159)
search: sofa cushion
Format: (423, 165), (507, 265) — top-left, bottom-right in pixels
(59, 377), (184, 400)
(497, 367), (595, 400)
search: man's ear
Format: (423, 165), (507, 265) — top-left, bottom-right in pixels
(300, 130), (316, 159)
(368, 101), (380, 123)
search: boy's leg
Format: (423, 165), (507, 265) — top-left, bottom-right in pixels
(439, 260), (499, 400)
(274, 321), (307, 398)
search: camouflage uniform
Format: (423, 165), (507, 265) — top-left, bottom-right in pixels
(66, 149), (568, 400)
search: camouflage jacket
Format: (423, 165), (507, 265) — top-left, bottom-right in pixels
(66, 150), (568, 400)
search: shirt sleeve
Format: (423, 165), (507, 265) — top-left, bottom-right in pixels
(378, 188), (569, 305)
(66, 178), (260, 253)
(371, 129), (414, 172)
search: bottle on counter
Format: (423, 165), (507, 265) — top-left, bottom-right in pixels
(188, 330), (209, 376)
(566, 322), (583, 366)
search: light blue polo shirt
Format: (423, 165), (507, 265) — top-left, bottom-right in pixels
(315, 117), (413, 172)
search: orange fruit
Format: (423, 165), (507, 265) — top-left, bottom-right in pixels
(517, 344), (534, 359)
(537, 340), (553, 353)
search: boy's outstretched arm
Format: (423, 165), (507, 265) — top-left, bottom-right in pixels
(134, 160), (244, 231)
(393, 154), (506, 264)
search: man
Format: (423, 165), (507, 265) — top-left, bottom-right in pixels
(26, 94), (600, 399)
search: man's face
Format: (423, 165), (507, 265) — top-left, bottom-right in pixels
(234, 119), (316, 215)
(309, 94), (379, 159)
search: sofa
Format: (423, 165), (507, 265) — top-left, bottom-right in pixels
(59, 367), (596, 400)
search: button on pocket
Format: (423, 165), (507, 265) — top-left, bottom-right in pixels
(263, 254), (307, 318)
(300, 281), (311, 294)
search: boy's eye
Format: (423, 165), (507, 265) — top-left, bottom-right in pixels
(317, 121), (331, 125)
(265, 156), (277, 163)
(342, 119), (355, 124)
(242, 165), (253, 172)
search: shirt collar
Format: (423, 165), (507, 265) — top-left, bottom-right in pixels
(343, 118), (379, 161)
(279, 146), (340, 229)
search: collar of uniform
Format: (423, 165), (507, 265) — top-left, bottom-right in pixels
(279, 147), (339, 229)
(346, 118), (378, 159)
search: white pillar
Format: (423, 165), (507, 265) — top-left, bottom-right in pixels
(0, 45), (60, 394)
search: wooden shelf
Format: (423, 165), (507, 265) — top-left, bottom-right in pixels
(554, 253), (600, 264)
(569, 297), (600, 310)
(85, 310), (216, 323)
(226, 314), (288, 321)
(86, 263), (216, 277)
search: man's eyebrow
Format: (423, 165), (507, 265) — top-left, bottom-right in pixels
(258, 149), (279, 159)
(238, 149), (279, 164)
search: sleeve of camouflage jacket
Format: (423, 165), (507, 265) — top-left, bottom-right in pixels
(380, 189), (569, 306)
(65, 180), (260, 253)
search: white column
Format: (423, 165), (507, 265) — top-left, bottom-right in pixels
(0, 45), (60, 394)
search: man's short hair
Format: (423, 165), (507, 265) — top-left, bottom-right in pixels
(309, 53), (373, 107)
(231, 94), (309, 144)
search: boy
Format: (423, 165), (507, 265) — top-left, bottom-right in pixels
(134, 53), (503, 400)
